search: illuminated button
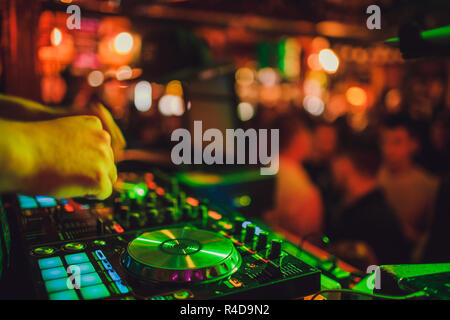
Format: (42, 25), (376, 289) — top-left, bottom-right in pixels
(108, 270), (121, 281)
(49, 290), (79, 300)
(65, 253), (89, 265)
(45, 278), (70, 293)
(33, 246), (55, 256)
(38, 257), (63, 270)
(18, 195), (38, 209)
(101, 260), (113, 270)
(173, 290), (190, 300)
(73, 263), (96, 274)
(41, 267), (67, 281)
(64, 242), (86, 251)
(35, 196), (57, 208)
(93, 240), (106, 246)
(80, 284), (110, 300)
(80, 273), (102, 287)
(228, 278), (243, 288)
(114, 281), (129, 294)
(94, 250), (106, 260)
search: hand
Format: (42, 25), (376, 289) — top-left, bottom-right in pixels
(18, 116), (117, 199)
(82, 103), (126, 162)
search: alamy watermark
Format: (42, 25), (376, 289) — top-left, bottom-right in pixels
(366, 265), (381, 290)
(366, 5), (381, 30)
(170, 121), (279, 175)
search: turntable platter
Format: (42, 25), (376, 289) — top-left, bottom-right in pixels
(121, 227), (242, 284)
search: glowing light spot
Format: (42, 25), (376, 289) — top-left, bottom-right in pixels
(186, 197), (199, 207)
(158, 94), (184, 116)
(303, 95), (325, 116)
(318, 49), (339, 73)
(134, 81), (152, 112)
(346, 86), (367, 106)
(116, 65), (132, 81)
(50, 28), (62, 46)
(385, 88), (402, 111)
(235, 67), (255, 86)
(208, 211), (222, 220)
(166, 80), (183, 97)
(114, 32), (133, 55)
(257, 68), (279, 87)
(237, 102), (255, 121)
(87, 71), (104, 87)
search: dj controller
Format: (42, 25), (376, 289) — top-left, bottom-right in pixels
(3, 171), (321, 300)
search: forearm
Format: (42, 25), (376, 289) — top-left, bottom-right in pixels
(0, 119), (35, 193)
(0, 94), (70, 121)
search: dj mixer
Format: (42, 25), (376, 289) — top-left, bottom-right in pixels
(4, 171), (320, 300)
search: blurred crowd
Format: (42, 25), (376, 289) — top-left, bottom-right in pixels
(264, 110), (450, 269)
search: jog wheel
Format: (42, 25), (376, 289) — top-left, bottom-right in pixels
(121, 227), (241, 284)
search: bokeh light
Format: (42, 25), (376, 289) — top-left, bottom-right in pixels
(158, 94), (184, 116)
(318, 49), (339, 73)
(114, 32), (134, 54)
(303, 95), (325, 116)
(346, 86), (367, 106)
(237, 102), (255, 121)
(116, 65), (132, 81)
(134, 81), (152, 112)
(50, 28), (62, 47)
(87, 70), (104, 87)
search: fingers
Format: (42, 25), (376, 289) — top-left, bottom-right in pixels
(95, 130), (117, 199)
(91, 103), (127, 158)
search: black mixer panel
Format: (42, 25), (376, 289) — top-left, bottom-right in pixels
(7, 171), (321, 300)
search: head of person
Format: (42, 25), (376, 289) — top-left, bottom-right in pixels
(312, 122), (338, 162)
(275, 112), (312, 162)
(379, 115), (419, 171)
(332, 137), (381, 193)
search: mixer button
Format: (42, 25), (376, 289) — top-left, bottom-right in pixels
(63, 242), (86, 252)
(173, 290), (190, 300)
(38, 257), (63, 270)
(49, 290), (79, 300)
(32, 246), (55, 256)
(65, 252), (89, 264)
(80, 284), (110, 300)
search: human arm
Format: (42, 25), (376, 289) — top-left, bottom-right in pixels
(0, 116), (117, 200)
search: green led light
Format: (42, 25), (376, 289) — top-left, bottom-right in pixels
(173, 290), (190, 300)
(80, 272), (102, 287)
(93, 240), (106, 246)
(38, 257), (63, 270)
(49, 290), (79, 300)
(322, 236), (330, 244)
(41, 267), (67, 281)
(80, 284), (111, 300)
(45, 277), (70, 293)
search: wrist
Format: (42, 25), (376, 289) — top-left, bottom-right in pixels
(0, 120), (38, 193)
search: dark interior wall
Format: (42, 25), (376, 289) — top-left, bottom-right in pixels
(0, 0), (41, 100)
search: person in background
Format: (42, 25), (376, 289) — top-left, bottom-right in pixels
(328, 137), (410, 265)
(264, 113), (323, 238)
(304, 122), (339, 231)
(378, 115), (439, 261)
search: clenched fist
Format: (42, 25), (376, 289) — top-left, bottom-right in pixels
(0, 116), (117, 200)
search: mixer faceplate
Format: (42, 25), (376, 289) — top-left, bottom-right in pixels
(121, 227), (241, 284)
